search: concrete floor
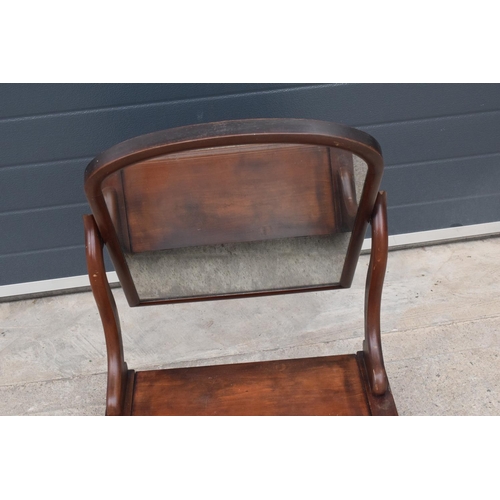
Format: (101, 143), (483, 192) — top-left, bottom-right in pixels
(1, 237), (499, 416)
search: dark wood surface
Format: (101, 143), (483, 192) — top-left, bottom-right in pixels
(356, 352), (398, 416)
(129, 355), (373, 416)
(83, 120), (396, 415)
(121, 144), (347, 253)
(363, 191), (389, 395)
(84, 214), (128, 415)
(102, 171), (130, 252)
(123, 196), (393, 416)
(332, 148), (357, 232)
(84, 119), (384, 306)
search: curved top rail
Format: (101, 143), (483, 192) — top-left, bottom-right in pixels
(85, 119), (382, 193)
(83, 119), (384, 306)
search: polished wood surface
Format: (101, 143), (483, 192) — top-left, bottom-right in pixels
(83, 119), (396, 415)
(84, 214), (128, 415)
(364, 191), (389, 395)
(84, 119), (384, 306)
(129, 355), (372, 416)
(356, 352), (398, 416)
(333, 148), (358, 232)
(126, 352), (397, 416)
(120, 144), (348, 253)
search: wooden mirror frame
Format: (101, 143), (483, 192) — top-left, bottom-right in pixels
(84, 119), (394, 415)
(85, 119), (384, 306)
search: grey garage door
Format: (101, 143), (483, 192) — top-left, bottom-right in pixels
(1, 83), (499, 286)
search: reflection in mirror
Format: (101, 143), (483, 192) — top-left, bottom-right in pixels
(101, 144), (368, 300)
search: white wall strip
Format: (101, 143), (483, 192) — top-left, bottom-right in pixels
(1, 221), (499, 300)
(0, 272), (119, 300)
(361, 221), (500, 252)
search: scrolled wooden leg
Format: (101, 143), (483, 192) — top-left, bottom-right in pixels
(84, 214), (129, 415)
(363, 191), (389, 396)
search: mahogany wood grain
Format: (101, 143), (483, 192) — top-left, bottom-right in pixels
(330, 148), (357, 232)
(363, 192), (389, 395)
(129, 355), (371, 416)
(83, 119), (397, 415)
(122, 144), (342, 253)
(102, 171), (131, 252)
(84, 214), (128, 415)
(84, 119), (384, 306)
(356, 352), (398, 416)
(122, 369), (136, 416)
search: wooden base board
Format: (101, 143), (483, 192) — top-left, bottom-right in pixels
(122, 353), (397, 416)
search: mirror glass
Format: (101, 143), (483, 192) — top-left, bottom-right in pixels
(101, 144), (368, 300)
